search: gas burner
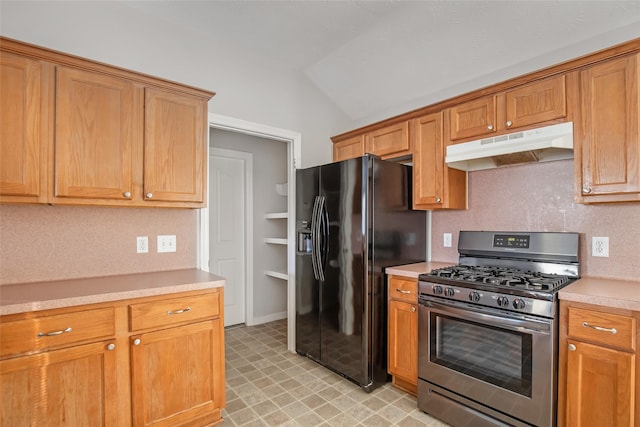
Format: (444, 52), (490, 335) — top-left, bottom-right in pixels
(426, 265), (572, 293)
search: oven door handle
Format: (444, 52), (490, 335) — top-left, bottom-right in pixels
(422, 298), (551, 335)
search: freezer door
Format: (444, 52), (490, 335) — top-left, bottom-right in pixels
(295, 167), (321, 360)
(319, 158), (368, 385)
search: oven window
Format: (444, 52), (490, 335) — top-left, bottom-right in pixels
(430, 313), (532, 397)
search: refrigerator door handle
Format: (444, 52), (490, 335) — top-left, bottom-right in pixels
(318, 196), (329, 281)
(311, 195), (321, 280)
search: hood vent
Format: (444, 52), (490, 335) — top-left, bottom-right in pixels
(445, 122), (573, 171)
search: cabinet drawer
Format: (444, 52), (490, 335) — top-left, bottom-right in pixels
(388, 277), (418, 303)
(567, 306), (636, 351)
(129, 292), (220, 332)
(0, 307), (115, 358)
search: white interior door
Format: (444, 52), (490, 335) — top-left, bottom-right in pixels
(210, 148), (252, 327)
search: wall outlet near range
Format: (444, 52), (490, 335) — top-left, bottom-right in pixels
(157, 235), (177, 253)
(443, 233), (453, 248)
(592, 236), (609, 257)
(136, 236), (149, 254)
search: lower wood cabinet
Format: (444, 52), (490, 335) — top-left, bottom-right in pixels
(0, 288), (225, 427)
(387, 275), (419, 395)
(558, 300), (638, 427)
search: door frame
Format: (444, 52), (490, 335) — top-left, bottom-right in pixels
(210, 147), (253, 327)
(198, 113), (301, 352)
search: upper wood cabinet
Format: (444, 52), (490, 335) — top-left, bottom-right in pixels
(364, 122), (411, 159)
(448, 75), (567, 142)
(144, 88), (206, 204)
(575, 53), (640, 203)
(52, 66), (139, 203)
(0, 51), (49, 204)
(332, 122), (410, 162)
(333, 134), (364, 162)
(412, 112), (466, 210)
(0, 37), (213, 208)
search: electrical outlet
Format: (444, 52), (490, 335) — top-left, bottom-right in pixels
(443, 233), (452, 248)
(157, 235), (177, 253)
(592, 236), (609, 257)
(136, 236), (148, 254)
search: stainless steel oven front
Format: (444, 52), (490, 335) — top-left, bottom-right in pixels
(417, 295), (558, 427)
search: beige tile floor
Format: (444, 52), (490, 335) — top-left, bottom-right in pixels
(222, 319), (450, 426)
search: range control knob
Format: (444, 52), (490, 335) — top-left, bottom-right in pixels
(497, 296), (509, 307)
(513, 298), (526, 310)
(468, 291), (481, 302)
(433, 285), (443, 295)
(444, 287), (455, 297)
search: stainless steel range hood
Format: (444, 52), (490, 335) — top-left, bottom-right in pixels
(445, 122), (573, 171)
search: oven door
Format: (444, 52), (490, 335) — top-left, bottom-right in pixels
(418, 297), (556, 427)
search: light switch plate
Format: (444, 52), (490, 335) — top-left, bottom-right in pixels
(157, 235), (176, 253)
(443, 233), (452, 248)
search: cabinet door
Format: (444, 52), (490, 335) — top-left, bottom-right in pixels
(388, 299), (418, 390)
(130, 319), (224, 427)
(413, 112), (466, 210)
(0, 52), (48, 202)
(448, 96), (496, 141)
(365, 122), (410, 159)
(144, 88), (206, 204)
(565, 339), (635, 427)
(54, 66), (137, 202)
(333, 135), (364, 162)
(0, 340), (119, 427)
(503, 75), (566, 130)
(577, 54), (640, 202)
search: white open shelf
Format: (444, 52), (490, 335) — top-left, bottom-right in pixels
(264, 212), (288, 219)
(264, 270), (288, 281)
(264, 237), (288, 245)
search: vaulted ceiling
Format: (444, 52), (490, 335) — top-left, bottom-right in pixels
(123, 1), (640, 122)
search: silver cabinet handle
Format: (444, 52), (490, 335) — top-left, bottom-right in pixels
(107, 343), (116, 351)
(37, 326), (72, 337)
(123, 191), (131, 198)
(133, 338), (141, 346)
(411, 306), (416, 313)
(583, 321), (617, 334)
(582, 186), (592, 194)
(487, 125), (494, 131)
(167, 306), (191, 315)
(568, 343), (576, 351)
(396, 289), (411, 294)
(435, 197), (442, 203)
(506, 120), (513, 128)
(146, 192), (153, 198)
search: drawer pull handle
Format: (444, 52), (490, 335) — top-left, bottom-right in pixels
(396, 289), (411, 294)
(568, 343), (576, 351)
(411, 306), (416, 313)
(582, 321), (617, 334)
(167, 306), (191, 315)
(107, 343), (116, 351)
(37, 327), (72, 337)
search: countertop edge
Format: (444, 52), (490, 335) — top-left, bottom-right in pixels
(0, 269), (225, 316)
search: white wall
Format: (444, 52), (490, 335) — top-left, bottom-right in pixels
(0, 1), (349, 168)
(210, 129), (288, 322)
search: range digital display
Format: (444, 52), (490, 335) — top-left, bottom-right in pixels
(493, 234), (530, 248)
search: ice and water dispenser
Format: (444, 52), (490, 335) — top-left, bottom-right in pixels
(297, 220), (312, 254)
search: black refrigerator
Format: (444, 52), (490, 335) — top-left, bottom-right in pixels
(295, 154), (426, 392)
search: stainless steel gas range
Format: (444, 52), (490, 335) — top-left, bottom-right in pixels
(417, 231), (580, 427)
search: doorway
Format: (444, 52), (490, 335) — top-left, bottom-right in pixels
(199, 113), (301, 352)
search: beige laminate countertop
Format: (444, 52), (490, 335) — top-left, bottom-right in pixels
(385, 261), (454, 279)
(386, 262), (640, 312)
(0, 269), (225, 316)
(559, 276), (640, 311)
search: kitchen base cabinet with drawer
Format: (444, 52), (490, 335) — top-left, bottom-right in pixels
(387, 275), (419, 395)
(0, 288), (225, 427)
(558, 300), (638, 427)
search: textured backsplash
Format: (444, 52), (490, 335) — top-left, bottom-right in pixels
(431, 159), (640, 281)
(0, 205), (198, 285)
